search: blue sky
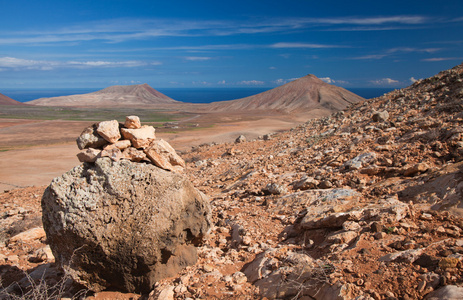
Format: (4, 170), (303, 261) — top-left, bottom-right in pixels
(0, 0), (462, 89)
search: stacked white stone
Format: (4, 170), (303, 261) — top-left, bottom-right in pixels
(76, 115), (185, 173)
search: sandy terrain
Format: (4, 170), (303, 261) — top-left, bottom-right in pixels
(0, 113), (303, 192)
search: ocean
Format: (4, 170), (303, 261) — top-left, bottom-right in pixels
(1, 87), (394, 103)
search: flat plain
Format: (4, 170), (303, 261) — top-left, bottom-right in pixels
(0, 106), (304, 192)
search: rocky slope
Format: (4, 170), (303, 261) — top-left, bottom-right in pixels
(1, 63), (463, 299)
(28, 84), (178, 107)
(0, 93), (24, 106)
(205, 74), (365, 114)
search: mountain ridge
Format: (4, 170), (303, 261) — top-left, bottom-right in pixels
(27, 76), (364, 114)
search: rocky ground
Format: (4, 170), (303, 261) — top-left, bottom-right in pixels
(1, 63), (463, 299)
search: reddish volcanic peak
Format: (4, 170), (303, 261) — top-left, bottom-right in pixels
(205, 74), (364, 114)
(0, 92), (24, 105)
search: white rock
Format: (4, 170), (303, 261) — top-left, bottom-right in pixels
(121, 125), (156, 149)
(113, 139), (131, 150)
(97, 120), (121, 143)
(425, 285), (463, 300)
(156, 285), (175, 300)
(124, 115), (141, 129)
(77, 148), (101, 163)
(9, 227), (46, 244)
(144, 139), (185, 172)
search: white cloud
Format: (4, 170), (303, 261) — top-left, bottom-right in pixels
(320, 77), (349, 85)
(353, 54), (388, 60)
(370, 78), (400, 85)
(273, 78), (299, 85)
(313, 16), (427, 25)
(217, 80), (226, 85)
(0, 56), (58, 70)
(421, 57), (461, 62)
(387, 47), (441, 54)
(269, 66), (277, 70)
(410, 77), (419, 83)
(239, 80), (265, 85)
(271, 42), (343, 49)
(353, 47), (442, 60)
(183, 56), (213, 61)
(192, 80), (212, 86)
(320, 77), (335, 84)
(0, 15), (432, 46)
(0, 56), (157, 71)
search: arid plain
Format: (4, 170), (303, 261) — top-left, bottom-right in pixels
(0, 108), (308, 192)
(1, 75), (357, 192)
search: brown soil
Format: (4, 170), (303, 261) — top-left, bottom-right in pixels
(0, 111), (302, 192)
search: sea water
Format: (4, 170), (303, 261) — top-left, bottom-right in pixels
(1, 87), (394, 103)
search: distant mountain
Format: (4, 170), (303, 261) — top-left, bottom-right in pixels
(206, 75), (364, 113)
(0, 92), (25, 105)
(28, 84), (178, 107)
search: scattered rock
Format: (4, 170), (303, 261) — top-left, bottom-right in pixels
(9, 227), (46, 244)
(235, 135), (246, 143)
(403, 162), (429, 176)
(424, 285), (463, 300)
(344, 152), (376, 170)
(293, 176), (319, 190)
(262, 183), (287, 195)
(372, 110), (389, 122)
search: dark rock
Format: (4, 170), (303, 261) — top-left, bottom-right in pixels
(372, 110), (389, 122)
(76, 123), (108, 150)
(371, 222), (384, 233)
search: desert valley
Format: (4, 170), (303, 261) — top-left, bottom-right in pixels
(1, 63), (463, 300)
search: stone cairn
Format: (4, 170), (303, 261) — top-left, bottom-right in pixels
(76, 115), (185, 172)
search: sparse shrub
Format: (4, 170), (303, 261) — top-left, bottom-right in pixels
(0, 269), (87, 300)
(305, 135), (324, 147)
(385, 226), (396, 234)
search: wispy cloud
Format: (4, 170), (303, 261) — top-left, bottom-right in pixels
(353, 54), (388, 60)
(0, 15), (434, 46)
(238, 80), (265, 85)
(0, 57), (59, 70)
(0, 56), (158, 71)
(421, 57), (462, 62)
(270, 42), (345, 49)
(311, 16), (428, 25)
(370, 78), (400, 85)
(353, 47), (442, 60)
(183, 56), (213, 61)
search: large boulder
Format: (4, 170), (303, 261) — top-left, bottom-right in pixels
(41, 158), (212, 293)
